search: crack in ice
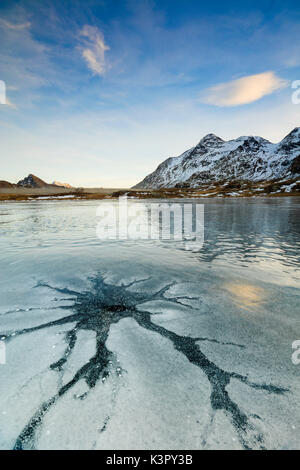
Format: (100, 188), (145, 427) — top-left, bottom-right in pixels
(0, 274), (288, 450)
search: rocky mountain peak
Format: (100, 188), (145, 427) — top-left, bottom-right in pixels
(280, 127), (300, 143)
(276, 127), (300, 154)
(17, 174), (50, 188)
(198, 133), (224, 146)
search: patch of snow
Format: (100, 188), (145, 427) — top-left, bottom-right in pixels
(32, 195), (77, 200)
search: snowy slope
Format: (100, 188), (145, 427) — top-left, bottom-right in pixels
(134, 128), (300, 188)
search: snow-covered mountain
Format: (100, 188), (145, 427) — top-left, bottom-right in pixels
(134, 128), (300, 189)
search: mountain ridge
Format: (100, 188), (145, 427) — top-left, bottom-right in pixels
(133, 128), (300, 189)
(1, 174), (73, 189)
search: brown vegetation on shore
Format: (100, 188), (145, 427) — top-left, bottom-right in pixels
(0, 178), (299, 201)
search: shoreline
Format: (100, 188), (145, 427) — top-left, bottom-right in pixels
(0, 178), (299, 201)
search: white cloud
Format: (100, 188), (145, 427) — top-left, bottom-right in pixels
(0, 18), (31, 30)
(202, 72), (288, 107)
(79, 25), (109, 76)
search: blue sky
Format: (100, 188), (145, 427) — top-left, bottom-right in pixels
(0, 0), (300, 186)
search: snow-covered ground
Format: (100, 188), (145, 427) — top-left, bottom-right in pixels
(0, 198), (299, 450)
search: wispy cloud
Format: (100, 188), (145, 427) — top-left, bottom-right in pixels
(0, 18), (31, 30)
(79, 25), (109, 76)
(202, 72), (288, 107)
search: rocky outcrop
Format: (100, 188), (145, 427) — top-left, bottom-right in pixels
(17, 174), (51, 188)
(290, 155), (300, 174)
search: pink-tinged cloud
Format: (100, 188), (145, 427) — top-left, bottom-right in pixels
(202, 72), (288, 106)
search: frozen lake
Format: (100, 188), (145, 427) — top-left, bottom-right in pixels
(0, 197), (299, 450)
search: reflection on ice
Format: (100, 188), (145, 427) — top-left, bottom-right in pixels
(223, 283), (267, 311)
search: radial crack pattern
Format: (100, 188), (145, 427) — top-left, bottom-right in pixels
(0, 274), (288, 450)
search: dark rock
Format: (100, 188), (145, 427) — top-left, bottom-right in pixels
(290, 155), (300, 174)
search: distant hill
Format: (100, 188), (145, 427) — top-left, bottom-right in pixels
(17, 174), (54, 188)
(52, 181), (73, 188)
(1, 174), (74, 190)
(0, 180), (17, 188)
(133, 128), (300, 189)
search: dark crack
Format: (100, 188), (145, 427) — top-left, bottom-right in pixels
(1, 274), (288, 450)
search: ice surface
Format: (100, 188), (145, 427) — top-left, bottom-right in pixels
(0, 199), (299, 449)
